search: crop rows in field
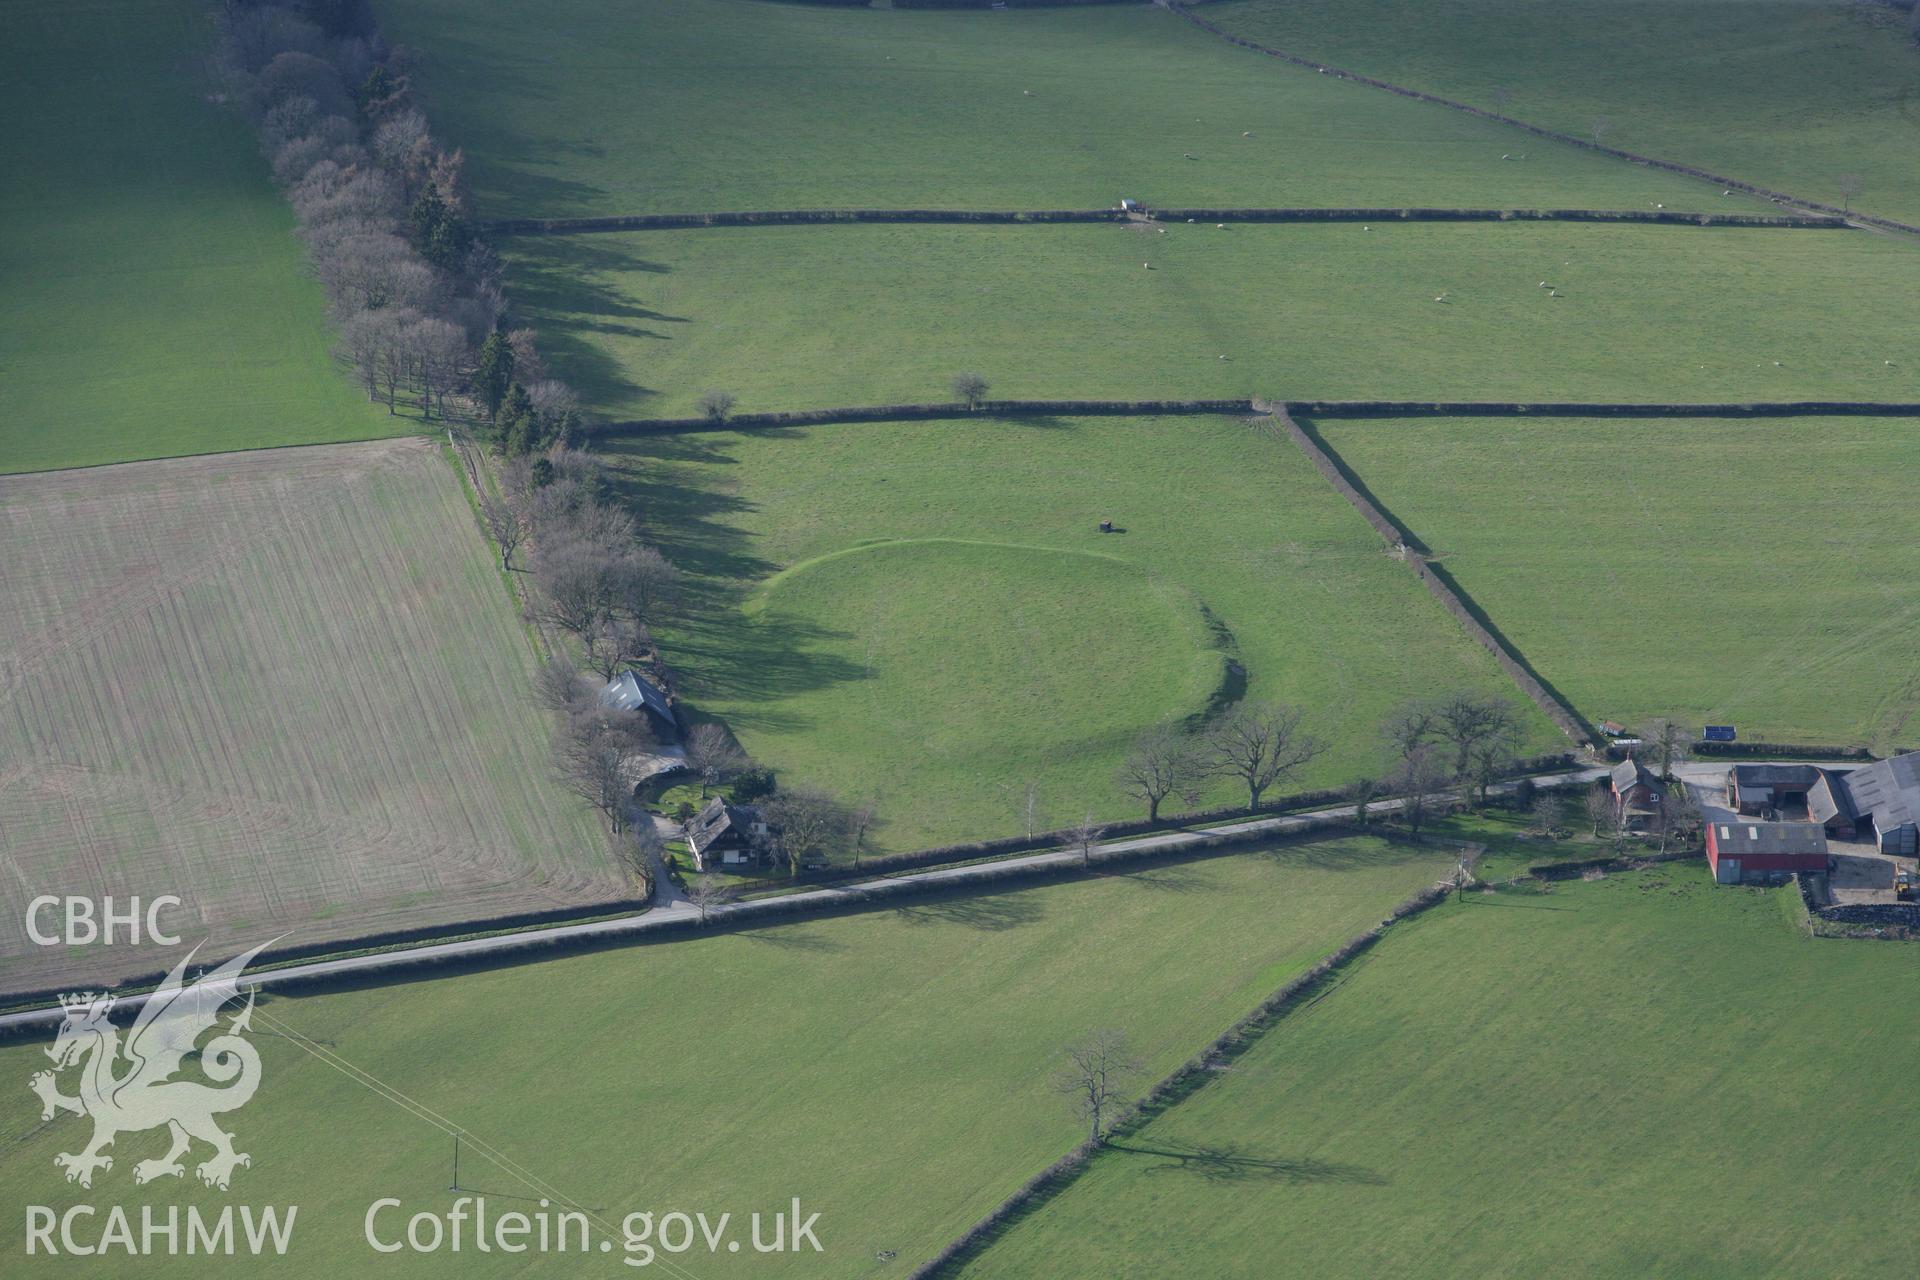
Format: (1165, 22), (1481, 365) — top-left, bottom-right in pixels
(0, 439), (617, 992)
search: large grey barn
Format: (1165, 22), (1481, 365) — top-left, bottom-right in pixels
(1727, 750), (1920, 855)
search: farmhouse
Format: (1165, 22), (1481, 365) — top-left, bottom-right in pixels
(601, 668), (680, 740)
(1705, 819), (1827, 884)
(685, 797), (770, 871)
(1609, 756), (1663, 827)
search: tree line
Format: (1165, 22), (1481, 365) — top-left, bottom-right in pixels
(215, 0), (578, 455)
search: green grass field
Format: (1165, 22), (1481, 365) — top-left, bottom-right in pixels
(1207, 0), (1920, 226)
(0, 836), (1454, 1277)
(961, 867), (1918, 1279)
(0, 0), (396, 474)
(0, 439), (614, 994)
(1317, 416), (1920, 748)
(603, 415), (1560, 850)
(379, 0), (1745, 216)
(507, 221), (1920, 419)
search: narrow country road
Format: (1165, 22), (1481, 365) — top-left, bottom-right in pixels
(0, 767), (1605, 1035)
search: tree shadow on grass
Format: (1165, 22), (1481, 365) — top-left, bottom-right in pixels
(1112, 1139), (1388, 1186)
(1246, 836), (1433, 873)
(735, 926), (843, 953)
(1111, 866), (1211, 893)
(891, 892), (1045, 932)
(593, 434), (873, 729)
(1457, 886), (1578, 911)
(505, 236), (685, 412)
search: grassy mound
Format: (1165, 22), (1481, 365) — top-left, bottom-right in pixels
(734, 537), (1223, 831)
(962, 867), (1918, 1278)
(608, 416), (1561, 849)
(0, 0), (395, 473)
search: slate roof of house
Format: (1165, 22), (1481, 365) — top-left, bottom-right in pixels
(1807, 771), (1855, 826)
(1730, 763), (1822, 790)
(1611, 757), (1658, 793)
(1710, 820), (1828, 857)
(602, 669), (677, 727)
(686, 797), (752, 853)
(1840, 751), (1920, 834)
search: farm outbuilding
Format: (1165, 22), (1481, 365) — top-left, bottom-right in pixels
(1705, 820), (1828, 884)
(1726, 763), (1856, 837)
(601, 668), (680, 741)
(1726, 752), (1920, 854)
(1836, 751), (1920, 855)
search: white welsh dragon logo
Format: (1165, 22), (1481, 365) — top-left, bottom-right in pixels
(30, 942), (271, 1191)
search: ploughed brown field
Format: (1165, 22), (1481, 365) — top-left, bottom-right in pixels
(0, 438), (616, 994)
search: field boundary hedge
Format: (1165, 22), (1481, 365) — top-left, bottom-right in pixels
(1166, 2), (1920, 238)
(0, 753), (1578, 1015)
(594, 399), (1920, 436)
(1267, 406), (1597, 744)
(781, 752), (1574, 885)
(1688, 740), (1913, 761)
(484, 207), (1843, 235)
(909, 873), (1459, 1277)
(593, 399), (1254, 433)
(0, 813), (1393, 1034)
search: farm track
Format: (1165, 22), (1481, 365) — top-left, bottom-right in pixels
(1164, 1), (1920, 239)
(484, 207), (1844, 235)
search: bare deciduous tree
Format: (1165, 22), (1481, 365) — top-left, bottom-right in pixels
(1347, 775), (1381, 828)
(1207, 702), (1327, 809)
(763, 786), (848, 876)
(698, 389), (737, 423)
(1584, 784), (1614, 838)
(1116, 727), (1201, 822)
(554, 720), (635, 834)
(848, 801), (877, 869)
(1381, 698), (1441, 764)
(1465, 729), (1522, 806)
(1530, 794), (1565, 838)
(1068, 812), (1104, 868)
(1657, 785), (1701, 856)
(1389, 746), (1448, 841)
(584, 614), (648, 683)
(480, 492), (525, 571)
(1637, 718), (1693, 786)
(684, 723), (747, 800)
(686, 872), (731, 925)
(533, 655), (592, 716)
(1435, 692), (1522, 785)
(1837, 173), (1864, 214)
(1591, 115), (1613, 145)
(620, 820), (663, 894)
(1055, 1030), (1142, 1145)
(951, 372), (990, 410)
(616, 544), (681, 630)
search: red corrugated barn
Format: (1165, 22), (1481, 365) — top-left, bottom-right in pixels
(1705, 820), (1828, 884)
